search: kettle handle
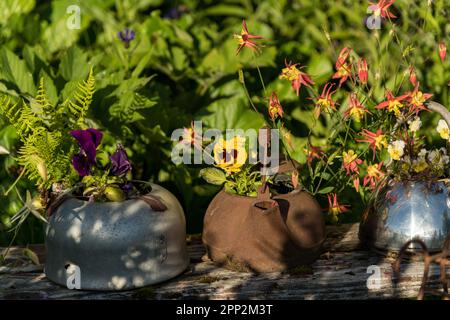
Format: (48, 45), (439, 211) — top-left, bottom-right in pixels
(427, 101), (450, 128)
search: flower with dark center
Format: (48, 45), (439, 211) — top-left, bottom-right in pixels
(110, 144), (132, 177)
(118, 28), (135, 48)
(234, 20), (263, 55)
(72, 153), (92, 177)
(70, 128), (103, 176)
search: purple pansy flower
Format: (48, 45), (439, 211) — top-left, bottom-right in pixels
(70, 128), (103, 176)
(118, 28), (135, 48)
(110, 144), (132, 176)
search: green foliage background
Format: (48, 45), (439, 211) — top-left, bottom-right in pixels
(0, 0), (448, 245)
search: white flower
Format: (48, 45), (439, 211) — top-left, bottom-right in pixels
(428, 148), (450, 167)
(436, 120), (450, 140)
(418, 148), (427, 158)
(408, 117), (422, 132)
(388, 140), (405, 161)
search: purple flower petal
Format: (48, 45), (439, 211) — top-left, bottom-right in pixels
(72, 153), (92, 176)
(70, 128), (103, 164)
(87, 128), (103, 148)
(110, 144), (132, 176)
(118, 28), (135, 48)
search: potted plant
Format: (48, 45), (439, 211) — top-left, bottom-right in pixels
(1, 71), (189, 290)
(359, 101), (450, 252)
(188, 20), (330, 272)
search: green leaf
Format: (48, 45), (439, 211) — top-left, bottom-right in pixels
(0, 48), (36, 95)
(203, 4), (248, 17)
(317, 186), (334, 194)
(59, 46), (89, 81)
(199, 80), (265, 130)
(307, 54), (333, 84)
(199, 168), (227, 185)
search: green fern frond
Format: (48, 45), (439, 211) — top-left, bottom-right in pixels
(0, 95), (45, 140)
(64, 68), (95, 125)
(17, 131), (73, 188)
(35, 78), (53, 113)
(1, 71), (96, 188)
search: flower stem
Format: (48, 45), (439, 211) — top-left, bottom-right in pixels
(4, 168), (26, 196)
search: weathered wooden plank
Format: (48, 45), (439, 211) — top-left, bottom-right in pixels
(0, 223), (446, 300)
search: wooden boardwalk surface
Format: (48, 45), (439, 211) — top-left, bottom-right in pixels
(0, 223), (444, 300)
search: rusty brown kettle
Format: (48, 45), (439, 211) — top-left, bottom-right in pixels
(202, 163), (326, 272)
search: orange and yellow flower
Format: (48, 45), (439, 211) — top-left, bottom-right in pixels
(342, 149), (362, 176)
(181, 121), (202, 149)
(375, 90), (409, 117)
(280, 59), (314, 96)
(363, 162), (384, 191)
(332, 47), (352, 85)
(268, 91), (283, 120)
(344, 93), (371, 122)
(326, 193), (349, 223)
(304, 143), (324, 164)
(356, 129), (388, 159)
(406, 83), (433, 114)
(234, 20), (263, 55)
(357, 58), (368, 85)
(310, 82), (337, 118)
(369, 0), (397, 19)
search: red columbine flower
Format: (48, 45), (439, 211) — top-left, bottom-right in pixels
(342, 149), (362, 191)
(234, 20), (263, 55)
(304, 143), (324, 164)
(268, 91), (283, 120)
(369, 0), (397, 19)
(342, 149), (362, 176)
(181, 121), (202, 149)
(357, 58), (368, 84)
(375, 90), (409, 117)
(363, 162), (385, 191)
(408, 66), (417, 87)
(332, 47), (352, 86)
(279, 59), (314, 96)
(439, 42), (446, 62)
(406, 83), (433, 114)
(310, 82), (337, 118)
(344, 93), (371, 122)
(356, 129), (388, 159)
(326, 193), (349, 222)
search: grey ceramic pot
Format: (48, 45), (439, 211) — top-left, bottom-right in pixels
(45, 184), (189, 290)
(360, 180), (450, 252)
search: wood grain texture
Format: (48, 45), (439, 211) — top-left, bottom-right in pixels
(0, 223), (444, 300)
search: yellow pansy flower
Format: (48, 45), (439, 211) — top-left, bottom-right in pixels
(213, 136), (247, 174)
